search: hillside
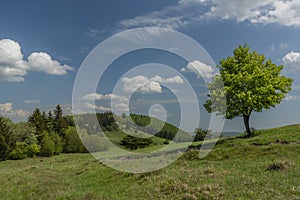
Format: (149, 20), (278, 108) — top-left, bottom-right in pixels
(0, 124), (299, 199)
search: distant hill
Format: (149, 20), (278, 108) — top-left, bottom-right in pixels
(73, 112), (193, 143)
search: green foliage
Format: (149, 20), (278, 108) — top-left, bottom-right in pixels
(28, 108), (47, 140)
(0, 117), (15, 160)
(50, 132), (63, 155)
(193, 128), (208, 141)
(26, 143), (40, 158)
(40, 131), (55, 157)
(64, 126), (87, 153)
(96, 111), (118, 131)
(163, 139), (170, 145)
(9, 142), (27, 160)
(120, 135), (153, 150)
(9, 142), (40, 160)
(204, 44), (293, 136)
(53, 104), (67, 138)
(129, 113), (192, 142)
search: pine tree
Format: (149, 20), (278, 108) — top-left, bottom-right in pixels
(0, 117), (15, 160)
(53, 105), (67, 138)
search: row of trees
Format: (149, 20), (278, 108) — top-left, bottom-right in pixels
(0, 105), (87, 161)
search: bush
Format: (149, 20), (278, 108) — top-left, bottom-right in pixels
(120, 135), (153, 150)
(163, 139), (170, 145)
(193, 128), (208, 141)
(50, 133), (63, 155)
(40, 132), (55, 157)
(26, 143), (40, 158)
(9, 142), (40, 160)
(9, 142), (27, 160)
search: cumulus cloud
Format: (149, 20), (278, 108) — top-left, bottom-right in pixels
(181, 60), (214, 78)
(0, 102), (13, 112)
(121, 75), (184, 94)
(27, 52), (73, 75)
(283, 51), (300, 70)
(82, 93), (128, 102)
(0, 102), (30, 121)
(113, 103), (129, 113)
(0, 39), (73, 82)
(118, 0), (300, 30)
(208, 0), (300, 26)
(85, 102), (111, 112)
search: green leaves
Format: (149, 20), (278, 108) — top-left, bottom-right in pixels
(204, 44), (293, 135)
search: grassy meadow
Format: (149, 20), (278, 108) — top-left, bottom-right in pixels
(0, 124), (299, 199)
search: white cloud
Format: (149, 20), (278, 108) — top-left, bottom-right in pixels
(0, 102), (30, 121)
(121, 75), (184, 94)
(24, 99), (40, 104)
(28, 52), (73, 75)
(284, 94), (300, 102)
(0, 39), (73, 82)
(208, 0), (300, 27)
(0, 102), (13, 112)
(283, 51), (300, 70)
(118, 0), (300, 30)
(85, 102), (111, 111)
(82, 93), (128, 102)
(118, 1), (210, 30)
(113, 103), (129, 113)
(138, 82), (162, 94)
(181, 60), (214, 78)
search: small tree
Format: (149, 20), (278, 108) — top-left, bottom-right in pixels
(204, 45), (293, 136)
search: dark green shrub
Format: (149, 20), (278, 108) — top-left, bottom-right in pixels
(163, 139), (170, 145)
(120, 135), (153, 150)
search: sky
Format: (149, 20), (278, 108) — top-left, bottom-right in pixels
(1, 0), (300, 132)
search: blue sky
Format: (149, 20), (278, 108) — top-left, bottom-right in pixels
(1, 0), (300, 132)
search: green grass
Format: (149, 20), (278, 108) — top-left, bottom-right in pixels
(0, 124), (299, 199)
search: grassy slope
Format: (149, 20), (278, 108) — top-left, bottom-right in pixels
(0, 125), (299, 199)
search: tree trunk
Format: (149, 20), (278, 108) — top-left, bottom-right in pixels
(243, 115), (252, 136)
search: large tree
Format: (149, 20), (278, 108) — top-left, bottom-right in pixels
(0, 117), (15, 160)
(204, 45), (293, 136)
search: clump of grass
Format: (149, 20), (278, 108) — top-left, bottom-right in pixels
(181, 150), (200, 161)
(267, 160), (295, 171)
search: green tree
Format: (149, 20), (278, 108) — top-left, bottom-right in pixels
(53, 105), (67, 138)
(40, 131), (55, 157)
(204, 45), (293, 136)
(28, 108), (46, 142)
(64, 126), (87, 153)
(0, 117), (15, 160)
